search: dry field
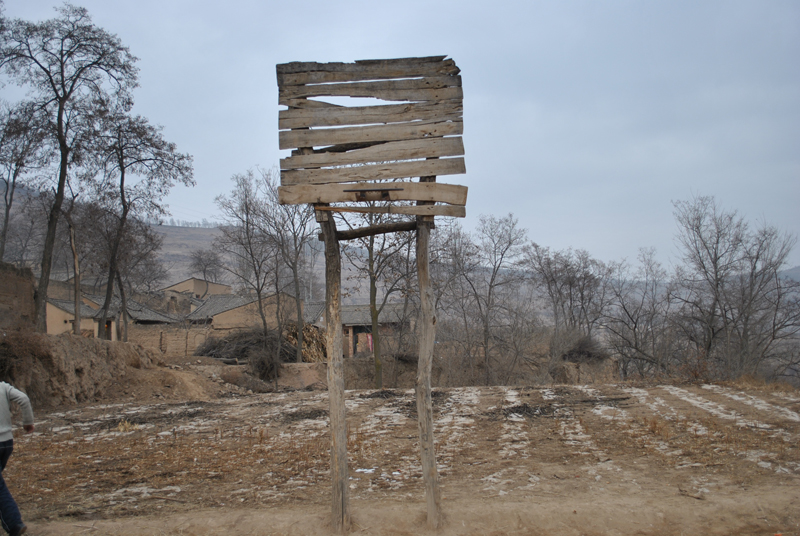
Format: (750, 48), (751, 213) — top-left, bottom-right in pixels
(9, 380), (800, 535)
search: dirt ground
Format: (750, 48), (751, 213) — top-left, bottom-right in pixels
(7, 357), (800, 535)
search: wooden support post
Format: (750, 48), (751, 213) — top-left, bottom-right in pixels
(416, 213), (441, 529)
(320, 211), (350, 533)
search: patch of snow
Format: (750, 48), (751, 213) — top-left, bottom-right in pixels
(701, 385), (800, 422)
(661, 386), (775, 432)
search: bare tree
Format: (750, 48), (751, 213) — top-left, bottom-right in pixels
(430, 220), (483, 384)
(214, 171), (278, 343)
(1, 4), (139, 331)
(2, 193), (44, 267)
(670, 196), (800, 379)
(61, 181), (84, 335)
(524, 244), (615, 372)
(189, 248), (225, 283)
(431, 215), (528, 385)
(261, 168), (316, 363)
(91, 104), (193, 339)
(467, 214), (527, 385)
(340, 208), (415, 388)
(603, 248), (676, 378)
(0, 100), (48, 260)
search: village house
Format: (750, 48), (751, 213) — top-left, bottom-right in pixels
(45, 299), (108, 338)
(186, 292), (297, 331)
(305, 302), (413, 358)
(45, 294), (177, 341)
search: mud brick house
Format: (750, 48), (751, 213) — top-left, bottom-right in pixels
(45, 299), (107, 338)
(99, 292), (298, 359)
(186, 293), (297, 331)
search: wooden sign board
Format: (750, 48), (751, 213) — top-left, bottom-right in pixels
(276, 56), (467, 217)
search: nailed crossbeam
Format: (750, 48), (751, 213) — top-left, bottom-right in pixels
(316, 220), (419, 242)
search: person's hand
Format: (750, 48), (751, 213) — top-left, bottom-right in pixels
(23, 424), (34, 434)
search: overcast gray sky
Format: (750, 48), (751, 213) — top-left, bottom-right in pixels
(4, 0), (799, 267)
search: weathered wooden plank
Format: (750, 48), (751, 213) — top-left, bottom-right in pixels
(278, 182), (467, 205)
(281, 138), (465, 170)
(355, 55), (448, 65)
(282, 98), (343, 109)
(416, 219), (441, 528)
(279, 100), (462, 129)
(280, 86), (462, 106)
(277, 56), (447, 74)
(281, 158), (466, 185)
(279, 63), (460, 85)
(277, 57), (458, 85)
(319, 213), (350, 533)
(315, 204), (466, 217)
(279, 120), (462, 150)
(280, 76), (461, 101)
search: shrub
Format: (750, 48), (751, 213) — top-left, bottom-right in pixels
(194, 329), (295, 381)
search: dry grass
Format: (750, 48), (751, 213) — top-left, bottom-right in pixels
(726, 375), (799, 393)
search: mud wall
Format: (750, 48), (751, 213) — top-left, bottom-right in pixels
(0, 262), (35, 331)
(127, 324), (212, 359)
(0, 332), (160, 407)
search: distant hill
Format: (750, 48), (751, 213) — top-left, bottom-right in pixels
(781, 265), (800, 283)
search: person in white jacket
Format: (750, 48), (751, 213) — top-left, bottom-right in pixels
(0, 382), (34, 536)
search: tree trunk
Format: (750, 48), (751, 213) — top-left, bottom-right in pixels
(0, 168), (21, 261)
(369, 243), (383, 389)
(34, 161), (67, 332)
(99, 167), (130, 339)
(273, 259), (284, 380)
(34, 101), (70, 333)
(67, 214), (82, 336)
(415, 218), (441, 529)
(116, 270), (128, 342)
(320, 212), (349, 533)
(293, 268), (304, 363)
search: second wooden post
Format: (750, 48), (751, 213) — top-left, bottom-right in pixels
(320, 209), (350, 533)
(416, 216), (441, 529)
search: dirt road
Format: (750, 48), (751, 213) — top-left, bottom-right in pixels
(11, 382), (800, 535)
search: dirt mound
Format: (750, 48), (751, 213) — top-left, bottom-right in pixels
(0, 332), (162, 407)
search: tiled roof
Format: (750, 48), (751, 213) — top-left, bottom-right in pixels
(84, 295), (178, 323)
(341, 303), (409, 326)
(304, 302), (410, 326)
(47, 299), (98, 318)
(186, 294), (257, 321)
